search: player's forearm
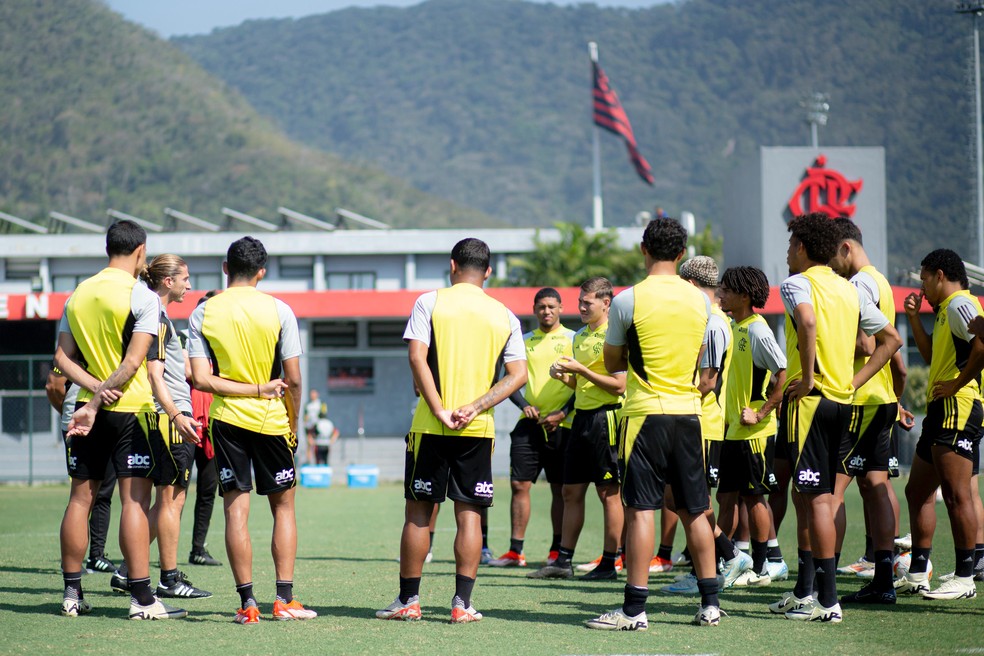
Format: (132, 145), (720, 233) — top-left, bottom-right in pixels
(890, 349), (908, 399)
(760, 370), (786, 417)
(468, 369), (528, 415)
(508, 389), (528, 410)
(950, 341), (984, 391)
(53, 349), (102, 394)
(149, 370), (181, 420)
(578, 369), (625, 396)
(285, 382), (301, 435)
(906, 315), (932, 364)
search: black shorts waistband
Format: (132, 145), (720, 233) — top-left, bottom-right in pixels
(575, 403), (622, 415)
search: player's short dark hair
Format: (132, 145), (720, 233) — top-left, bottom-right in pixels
(580, 276), (613, 301)
(787, 212), (839, 264)
(105, 220), (147, 257)
(451, 238), (491, 273)
(641, 217), (689, 262)
(534, 287), (562, 305)
(721, 266), (771, 309)
(831, 217), (863, 246)
(226, 236), (268, 280)
(921, 248), (969, 288)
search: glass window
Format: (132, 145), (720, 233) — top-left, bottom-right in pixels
(326, 272), (376, 290)
(312, 321), (358, 348)
(279, 256), (313, 280)
(368, 321), (407, 348)
(5, 259), (39, 280)
(327, 357), (374, 393)
(191, 273), (221, 293)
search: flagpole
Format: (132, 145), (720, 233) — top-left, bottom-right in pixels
(589, 41), (603, 230)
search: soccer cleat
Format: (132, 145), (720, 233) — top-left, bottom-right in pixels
(673, 551), (692, 567)
(157, 571), (212, 598)
(376, 595), (422, 621)
(938, 571), (956, 583)
(721, 551), (754, 588)
(784, 599), (843, 623)
(768, 591), (813, 614)
(424, 551), (433, 564)
(576, 555), (602, 572)
(273, 599), (317, 619)
(766, 560), (789, 581)
(189, 549), (223, 567)
(840, 583), (896, 605)
(450, 597), (482, 623)
(480, 547), (494, 565)
(584, 608), (648, 631)
(61, 594), (92, 617)
(837, 555), (874, 576)
(732, 569), (771, 587)
(110, 570), (129, 594)
(894, 572), (930, 596)
(692, 604), (723, 626)
(894, 533), (912, 553)
(527, 563), (573, 579)
(649, 555), (674, 573)
(614, 555), (624, 573)
(128, 597), (188, 620)
(234, 605), (261, 625)
(921, 576), (977, 601)
(579, 566), (617, 581)
(488, 550), (527, 567)
(546, 550), (559, 566)
(661, 572), (699, 595)
(86, 555), (116, 574)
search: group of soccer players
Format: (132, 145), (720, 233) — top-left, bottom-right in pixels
(381, 213), (983, 628)
(55, 221), (315, 623)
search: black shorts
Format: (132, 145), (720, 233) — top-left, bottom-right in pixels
(66, 405), (160, 481)
(916, 398), (984, 472)
(563, 405), (620, 486)
(211, 419), (298, 496)
(775, 391), (792, 462)
(839, 403), (896, 476)
(704, 439), (722, 488)
(155, 412), (196, 488)
(788, 394), (852, 494)
(620, 414), (709, 514)
(404, 432), (494, 507)
(718, 436), (776, 496)
(509, 418), (567, 484)
(888, 425), (901, 478)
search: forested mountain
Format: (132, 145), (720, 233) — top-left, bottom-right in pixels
(0, 0), (494, 232)
(176, 0), (973, 271)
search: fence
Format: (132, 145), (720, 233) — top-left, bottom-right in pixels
(0, 355), (62, 483)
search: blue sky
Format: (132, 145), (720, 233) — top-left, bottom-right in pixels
(104, 0), (672, 37)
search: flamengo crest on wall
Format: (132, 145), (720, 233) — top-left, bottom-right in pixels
(787, 155), (863, 218)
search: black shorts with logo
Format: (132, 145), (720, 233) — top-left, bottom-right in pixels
(66, 405), (160, 481)
(563, 405), (621, 486)
(155, 411), (196, 488)
(509, 418), (567, 484)
(788, 394), (852, 495)
(704, 439), (722, 488)
(888, 425), (902, 478)
(718, 436), (776, 496)
(916, 397), (984, 474)
(839, 403), (896, 477)
(211, 419), (298, 496)
(775, 391), (792, 462)
(620, 414), (708, 515)
(404, 432), (494, 507)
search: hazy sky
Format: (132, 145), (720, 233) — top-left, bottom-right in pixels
(104, 0), (672, 38)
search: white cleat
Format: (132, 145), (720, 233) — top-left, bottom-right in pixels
(585, 608), (648, 631)
(128, 597), (188, 620)
(894, 573), (930, 596)
(769, 590), (812, 614)
(784, 599), (843, 623)
(61, 595), (92, 617)
(765, 560), (789, 581)
(692, 604), (723, 626)
(921, 576), (977, 601)
(732, 569), (772, 587)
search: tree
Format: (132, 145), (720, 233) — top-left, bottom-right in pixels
(689, 224), (723, 263)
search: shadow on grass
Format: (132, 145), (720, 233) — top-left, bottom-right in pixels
(0, 565), (62, 575)
(296, 555), (404, 564)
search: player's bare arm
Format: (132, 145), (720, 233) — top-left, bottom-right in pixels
(147, 359), (201, 445)
(904, 291), (932, 364)
(786, 302), (816, 402)
(188, 358), (288, 398)
(451, 359), (527, 429)
(282, 356), (302, 436)
(852, 323), (902, 391)
(407, 339), (456, 430)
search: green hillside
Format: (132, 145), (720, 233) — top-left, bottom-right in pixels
(176, 0), (973, 271)
(0, 0), (495, 231)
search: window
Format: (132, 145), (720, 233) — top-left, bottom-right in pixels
(53, 275), (86, 292)
(326, 272), (375, 290)
(279, 256), (313, 280)
(5, 259), (40, 280)
(312, 321), (358, 348)
(368, 321), (407, 347)
(327, 357), (374, 393)
(191, 272), (221, 293)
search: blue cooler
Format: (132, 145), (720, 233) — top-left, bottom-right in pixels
(346, 464), (379, 488)
(300, 465), (332, 488)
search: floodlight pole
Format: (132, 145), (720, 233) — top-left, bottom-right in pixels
(959, 2), (984, 266)
(590, 42), (603, 230)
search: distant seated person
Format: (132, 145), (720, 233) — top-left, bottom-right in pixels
(314, 415), (339, 465)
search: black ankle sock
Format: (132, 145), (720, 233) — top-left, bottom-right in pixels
(550, 534), (562, 552)
(429, 531), (435, 550)
(657, 544), (672, 561)
(130, 577), (155, 606)
(974, 543), (984, 569)
(751, 540), (768, 575)
(955, 548), (976, 578)
(454, 574), (476, 608)
(622, 584), (648, 617)
(834, 552), (841, 569)
(510, 538), (524, 554)
(160, 568), (178, 584)
(794, 549), (814, 599)
(864, 535), (874, 561)
(714, 533), (739, 562)
(873, 550), (894, 590)
(276, 580), (293, 603)
(63, 571), (83, 599)
(767, 539), (783, 562)
(399, 576), (420, 604)
(116, 560), (129, 578)
(814, 557), (837, 608)
(236, 582), (257, 609)
(481, 528), (488, 549)
(697, 577), (720, 608)
(597, 550), (618, 573)
(910, 547), (932, 575)
(556, 546), (574, 567)
(682, 546), (691, 560)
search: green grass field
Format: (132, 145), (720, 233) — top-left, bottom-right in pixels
(1, 478), (982, 656)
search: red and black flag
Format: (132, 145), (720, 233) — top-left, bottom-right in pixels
(593, 62), (654, 185)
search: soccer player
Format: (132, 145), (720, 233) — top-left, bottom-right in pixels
(188, 237), (313, 625)
(769, 213), (901, 623)
(897, 249), (984, 600)
(585, 218), (718, 630)
(527, 277), (625, 581)
(53, 219), (187, 620)
(827, 218), (911, 604)
(489, 287), (574, 568)
(716, 266), (787, 586)
(376, 238), (526, 623)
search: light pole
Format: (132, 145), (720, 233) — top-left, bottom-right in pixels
(957, 1), (984, 267)
(802, 92), (829, 148)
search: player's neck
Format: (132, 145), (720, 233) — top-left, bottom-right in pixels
(849, 253), (872, 277)
(587, 314), (607, 331)
(106, 256), (139, 278)
(645, 259), (678, 277)
(730, 305), (754, 323)
(539, 323), (561, 333)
